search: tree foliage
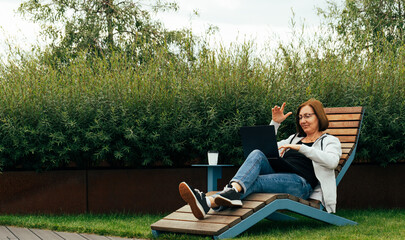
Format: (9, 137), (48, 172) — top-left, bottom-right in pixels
(320, 0), (405, 51)
(18, 0), (181, 62)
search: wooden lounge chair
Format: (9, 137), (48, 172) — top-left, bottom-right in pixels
(151, 106), (365, 239)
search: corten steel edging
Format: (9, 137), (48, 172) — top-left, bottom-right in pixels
(0, 164), (405, 214)
(337, 163), (405, 209)
(0, 170), (87, 214)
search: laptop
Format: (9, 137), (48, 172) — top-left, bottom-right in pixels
(239, 125), (280, 160)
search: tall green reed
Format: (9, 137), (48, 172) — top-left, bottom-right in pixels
(0, 32), (403, 170)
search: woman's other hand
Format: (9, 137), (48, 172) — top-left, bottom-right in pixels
(272, 102), (292, 124)
(278, 144), (301, 157)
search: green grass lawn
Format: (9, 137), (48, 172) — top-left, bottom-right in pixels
(0, 209), (404, 239)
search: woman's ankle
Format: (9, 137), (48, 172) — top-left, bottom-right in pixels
(231, 182), (243, 193)
(208, 196), (218, 208)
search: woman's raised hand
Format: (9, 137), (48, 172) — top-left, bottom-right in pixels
(272, 102), (292, 124)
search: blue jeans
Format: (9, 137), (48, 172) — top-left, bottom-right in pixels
(230, 149), (313, 200)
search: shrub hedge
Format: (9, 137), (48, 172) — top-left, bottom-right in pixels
(0, 39), (404, 170)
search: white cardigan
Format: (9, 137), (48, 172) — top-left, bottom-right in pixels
(271, 121), (342, 213)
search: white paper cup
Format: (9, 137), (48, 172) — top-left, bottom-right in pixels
(208, 151), (219, 165)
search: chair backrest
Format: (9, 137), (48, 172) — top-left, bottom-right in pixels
(323, 107), (365, 186)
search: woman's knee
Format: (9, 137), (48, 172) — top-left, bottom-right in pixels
(248, 149), (267, 160)
(245, 149), (269, 168)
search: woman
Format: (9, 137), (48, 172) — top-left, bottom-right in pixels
(179, 99), (341, 220)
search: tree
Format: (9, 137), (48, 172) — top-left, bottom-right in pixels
(320, 0), (405, 52)
(18, 0), (180, 62)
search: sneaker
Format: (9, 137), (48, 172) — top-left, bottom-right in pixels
(214, 184), (243, 207)
(179, 182), (210, 220)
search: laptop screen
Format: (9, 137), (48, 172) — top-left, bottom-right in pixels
(239, 125), (280, 159)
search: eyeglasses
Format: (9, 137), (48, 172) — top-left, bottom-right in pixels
(299, 113), (316, 120)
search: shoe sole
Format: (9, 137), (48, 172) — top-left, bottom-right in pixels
(214, 195), (243, 207)
(179, 182), (206, 220)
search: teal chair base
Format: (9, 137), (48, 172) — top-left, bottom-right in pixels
(215, 199), (357, 239)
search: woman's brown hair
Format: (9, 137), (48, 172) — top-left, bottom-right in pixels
(295, 98), (329, 136)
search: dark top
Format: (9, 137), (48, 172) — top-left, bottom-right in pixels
(269, 141), (318, 188)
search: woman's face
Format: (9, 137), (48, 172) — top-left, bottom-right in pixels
(299, 105), (320, 135)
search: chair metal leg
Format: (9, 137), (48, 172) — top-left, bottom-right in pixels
(280, 200), (357, 226)
(152, 230), (161, 238)
(215, 199), (357, 239)
(266, 211), (298, 221)
(215, 199), (282, 239)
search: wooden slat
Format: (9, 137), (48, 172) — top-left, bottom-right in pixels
(324, 107), (363, 114)
(341, 143), (355, 149)
(151, 219), (228, 236)
(341, 153), (351, 160)
(342, 148), (352, 154)
(336, 135), (357, 143)
(328, 121), (360, 128)
(287, 194), (300, 202)
(327, 114), (362, 121)
(244, 193), (288, 204)
(309, 199), (321, 209)
(247, 193), (319, 209)
(177, 205), (254, 219)
(164, 212), (241, 228)
(210, 208), (254, 219)
(325, 128), (358, 136)
(242, 200), (266, 211)
(298, 198), (310, 206)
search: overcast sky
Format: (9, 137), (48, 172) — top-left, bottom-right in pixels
(0, 0), (341, 58)
(157, 0), (332, 43)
